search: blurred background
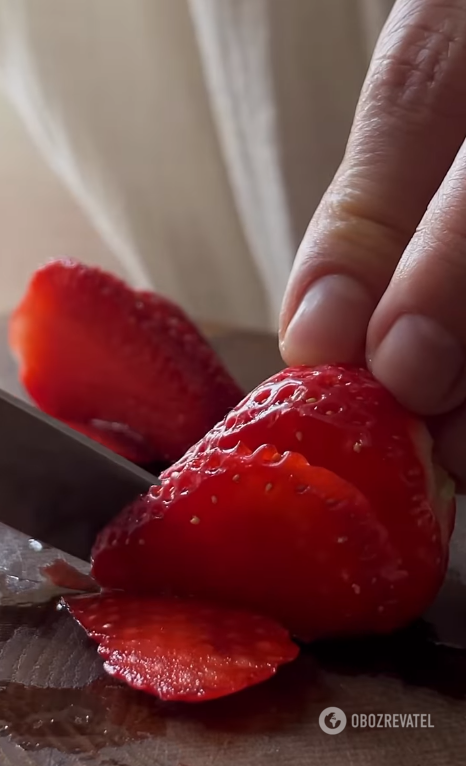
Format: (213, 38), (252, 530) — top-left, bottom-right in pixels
(0, 0), (393, 331)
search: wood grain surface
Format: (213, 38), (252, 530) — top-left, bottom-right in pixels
(0, 320), (466, 766)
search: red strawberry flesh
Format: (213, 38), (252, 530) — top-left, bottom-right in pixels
(168, 365), (455, 565)
(92, 442), (435, 641)
(92, 366), (455, 642)
(62, 593), (298, 702)
(9, 260), (243, 463)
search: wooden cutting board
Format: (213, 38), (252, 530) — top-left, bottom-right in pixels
(0, 322), (466, 766)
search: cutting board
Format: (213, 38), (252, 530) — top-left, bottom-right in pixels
(0, 322), (466, 766)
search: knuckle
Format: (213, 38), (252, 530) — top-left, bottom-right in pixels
(437, 228), (466, 273)
(326, 182), (410, 253)
(303, 184), (409, 290)
(366, 4), (466, 124)
(415, 220), (466, 280)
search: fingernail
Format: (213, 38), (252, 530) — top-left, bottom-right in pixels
(369, 314), (465, 414)
(281, 274), (374, 365)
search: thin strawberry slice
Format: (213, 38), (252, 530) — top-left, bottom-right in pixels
(92, 443), (411, 641)
(9, 260), (243, 464)
(41, 560), (98, 592)
(61, 593), (299, 702)
(68, 420), (156, 465)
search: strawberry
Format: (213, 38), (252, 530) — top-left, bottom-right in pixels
(168, 365), (455, 549)
(9, 259), (243, 464)
(92, 366), (455, 641)
(61, 593), (298, 702)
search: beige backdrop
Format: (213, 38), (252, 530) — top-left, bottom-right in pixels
(0, 0), (393, 330)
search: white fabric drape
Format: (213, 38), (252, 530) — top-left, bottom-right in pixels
(0, 0), (393, 330)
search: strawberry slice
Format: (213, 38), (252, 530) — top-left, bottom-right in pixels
(67, 420), (157, 465)
(92, 366), (455, 642)
(9, 260), (243, 464)
(61, 593), (299, 702)
(93, 443), (423, 641)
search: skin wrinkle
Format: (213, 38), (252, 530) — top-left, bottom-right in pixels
(368, 180), (466, 355)
(366, 34), (466, 125)
(378, 0), (466, 54)
(402, 152), (466, 283)
(441, 164), (466, 196)
(361, 3), (466, 130)
(327, 6), (466, 248)
(371, 231), (466, 340)
(328, 172), (415, 245)
(288, 200), (403, 299)
(411, 229), (466, 284)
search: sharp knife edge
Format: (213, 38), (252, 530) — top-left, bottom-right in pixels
(0, 388), (156, 560)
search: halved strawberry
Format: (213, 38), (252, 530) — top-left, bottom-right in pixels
(92, 441), (439, 641)
(61, 593), (298, 702)
(167, 365), (455, 566)
(9, 260), (243, 464)
(92, 366), (455, 642)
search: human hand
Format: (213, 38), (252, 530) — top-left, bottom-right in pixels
(279, 0), (466, 486)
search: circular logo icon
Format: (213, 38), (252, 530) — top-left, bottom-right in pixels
(319, 706), (347, 735)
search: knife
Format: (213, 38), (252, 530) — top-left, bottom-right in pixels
(0, 388), (156, 560)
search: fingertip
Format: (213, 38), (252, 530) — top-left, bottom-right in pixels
(368, 314), (466, 415)
(280, 274), (374, 367)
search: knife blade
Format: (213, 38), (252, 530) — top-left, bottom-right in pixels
(0, 388), (156, 560)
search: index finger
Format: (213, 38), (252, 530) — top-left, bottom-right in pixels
(280, 0), (466, 366)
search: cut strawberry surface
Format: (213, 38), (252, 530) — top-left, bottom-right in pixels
(167, 365), (455, 574)
(9, 260), (243, 464)
(167, 365), (454, 542)
(93, 442), (422, 641)
(92, 366), (455, 642)
(61, 593), (298, 702)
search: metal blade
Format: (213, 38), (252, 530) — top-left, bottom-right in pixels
(0, 389), (155, 559)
